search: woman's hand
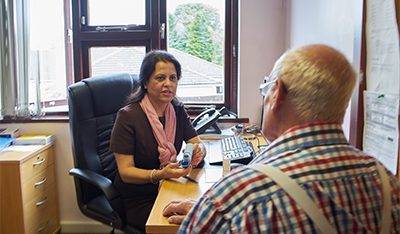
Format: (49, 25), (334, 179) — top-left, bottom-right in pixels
(190, 142), (206, 167)
(162, 199), (197, 224)
(158, 162), (191, 179)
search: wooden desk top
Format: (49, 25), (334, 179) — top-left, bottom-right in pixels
(146, 131), (268, 233)
(146, 167), (222, 234)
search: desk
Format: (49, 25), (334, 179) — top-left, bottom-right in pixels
(146, 130), (268, 233)
(146, 167), (222, 233)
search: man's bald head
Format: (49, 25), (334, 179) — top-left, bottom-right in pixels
(274, 44), (356, 123)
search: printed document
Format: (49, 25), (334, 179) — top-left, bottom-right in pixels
(363, 91), (399, 174)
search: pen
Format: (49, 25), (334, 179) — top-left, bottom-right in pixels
(183, 175), (198, 183)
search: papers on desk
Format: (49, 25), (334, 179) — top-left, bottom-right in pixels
(2, 145), (42, 152)
(205, 168), (223, 183)
(199, 127), (234, 140)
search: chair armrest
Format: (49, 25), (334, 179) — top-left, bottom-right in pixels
(69, 168), (119, 200)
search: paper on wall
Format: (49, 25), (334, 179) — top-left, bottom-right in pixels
(366, 0), (400, 95)
(363, 91), (399, 174)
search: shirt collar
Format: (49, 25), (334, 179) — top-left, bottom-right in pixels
(252, 121), (349, 164)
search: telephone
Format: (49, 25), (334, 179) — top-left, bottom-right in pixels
(192, 107), (231, 134)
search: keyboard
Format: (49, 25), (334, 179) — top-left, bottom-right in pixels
(209, 135), (255, 165)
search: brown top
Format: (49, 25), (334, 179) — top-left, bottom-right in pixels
(110, 98), (197, 198)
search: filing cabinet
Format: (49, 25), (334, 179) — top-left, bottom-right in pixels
(0, 143), (60, 234)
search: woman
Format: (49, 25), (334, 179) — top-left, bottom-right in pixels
(110, 50), (206, 231)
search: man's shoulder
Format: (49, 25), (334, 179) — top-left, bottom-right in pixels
(205, 167), (276, 214)
(206, 146), (379, 206)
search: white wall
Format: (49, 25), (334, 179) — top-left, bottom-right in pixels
(288, 0), (357, 55)
(284, 0), (363, 138)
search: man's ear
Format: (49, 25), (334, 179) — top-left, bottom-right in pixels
(271, 79), (286, 112)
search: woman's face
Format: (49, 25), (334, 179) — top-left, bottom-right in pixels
(145, 61), (178, 108)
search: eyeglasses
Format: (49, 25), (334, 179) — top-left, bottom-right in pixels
(259, 76), (278, 96)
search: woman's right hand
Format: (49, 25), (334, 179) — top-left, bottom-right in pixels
(159, 162), (192, 179)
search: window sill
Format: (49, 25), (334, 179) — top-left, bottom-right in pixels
(0, 114), (69, 123)
(1, 115), (247, 124)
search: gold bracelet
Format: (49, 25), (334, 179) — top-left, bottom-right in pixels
(150, 169), (159, 184)
(153, 169), (159, 182)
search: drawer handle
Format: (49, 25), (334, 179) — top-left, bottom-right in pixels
(34, 177), (48, 187)
(32, 158), (46, 167)
(36, 197), (48, 206)
(37, 221), (49, 232)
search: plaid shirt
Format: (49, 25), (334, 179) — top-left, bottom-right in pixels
(178, 122), (400, 233)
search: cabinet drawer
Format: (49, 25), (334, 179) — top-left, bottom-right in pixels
(24, 184), (59, 233)
(22, 165), (55, 204)
(31, 218), (59, 234)
(27, 204), (59, 234)
(21, 149), (53, 178)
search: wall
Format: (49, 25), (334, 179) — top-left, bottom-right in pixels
(238, 0), (363, 136)
(284, 0), (363, 138)
(238, 0), (287, 125)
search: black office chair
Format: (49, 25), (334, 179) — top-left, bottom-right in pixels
(67, 73), (142, 234)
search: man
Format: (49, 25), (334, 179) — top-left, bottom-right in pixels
(163, 44), (400, 233)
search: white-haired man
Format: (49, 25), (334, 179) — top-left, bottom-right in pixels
(163, 44), (400, 233)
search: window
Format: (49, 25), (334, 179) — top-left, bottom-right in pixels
(8, 0), (236, 116)
(71, 0), (238, 113)
(21, 0), (231, 114)
(167, 1), (226, 104)
(28, 0), (71, 113)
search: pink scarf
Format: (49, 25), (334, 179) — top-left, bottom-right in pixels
(140, 94), (177, 167)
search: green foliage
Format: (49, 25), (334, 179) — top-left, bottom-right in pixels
(168, 3), (223, 65)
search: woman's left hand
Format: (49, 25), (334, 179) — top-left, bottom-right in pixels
(190, 143), (206, 167)
(160, 162), (192, 179)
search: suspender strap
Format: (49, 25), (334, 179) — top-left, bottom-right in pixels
(248, 163), (392, 234)
(248, 164), (336, 234)
(377, 163), (391, 234)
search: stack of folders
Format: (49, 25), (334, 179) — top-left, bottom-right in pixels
(0, 127), (20, 138)
(13, 134), (55, 145)
(0, 137), (15, 150)
(0, 128), (20, 150)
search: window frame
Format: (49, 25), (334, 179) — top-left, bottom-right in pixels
(71, 0), (238, 113)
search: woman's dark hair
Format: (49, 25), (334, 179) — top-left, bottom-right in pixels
(127, 50), (181, 103)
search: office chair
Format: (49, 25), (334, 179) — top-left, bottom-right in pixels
(68, 73), (143, 234)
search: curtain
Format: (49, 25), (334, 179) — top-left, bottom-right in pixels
(0, 0), (43, 120)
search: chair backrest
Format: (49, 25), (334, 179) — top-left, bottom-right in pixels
(68, 73), (139, 204)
